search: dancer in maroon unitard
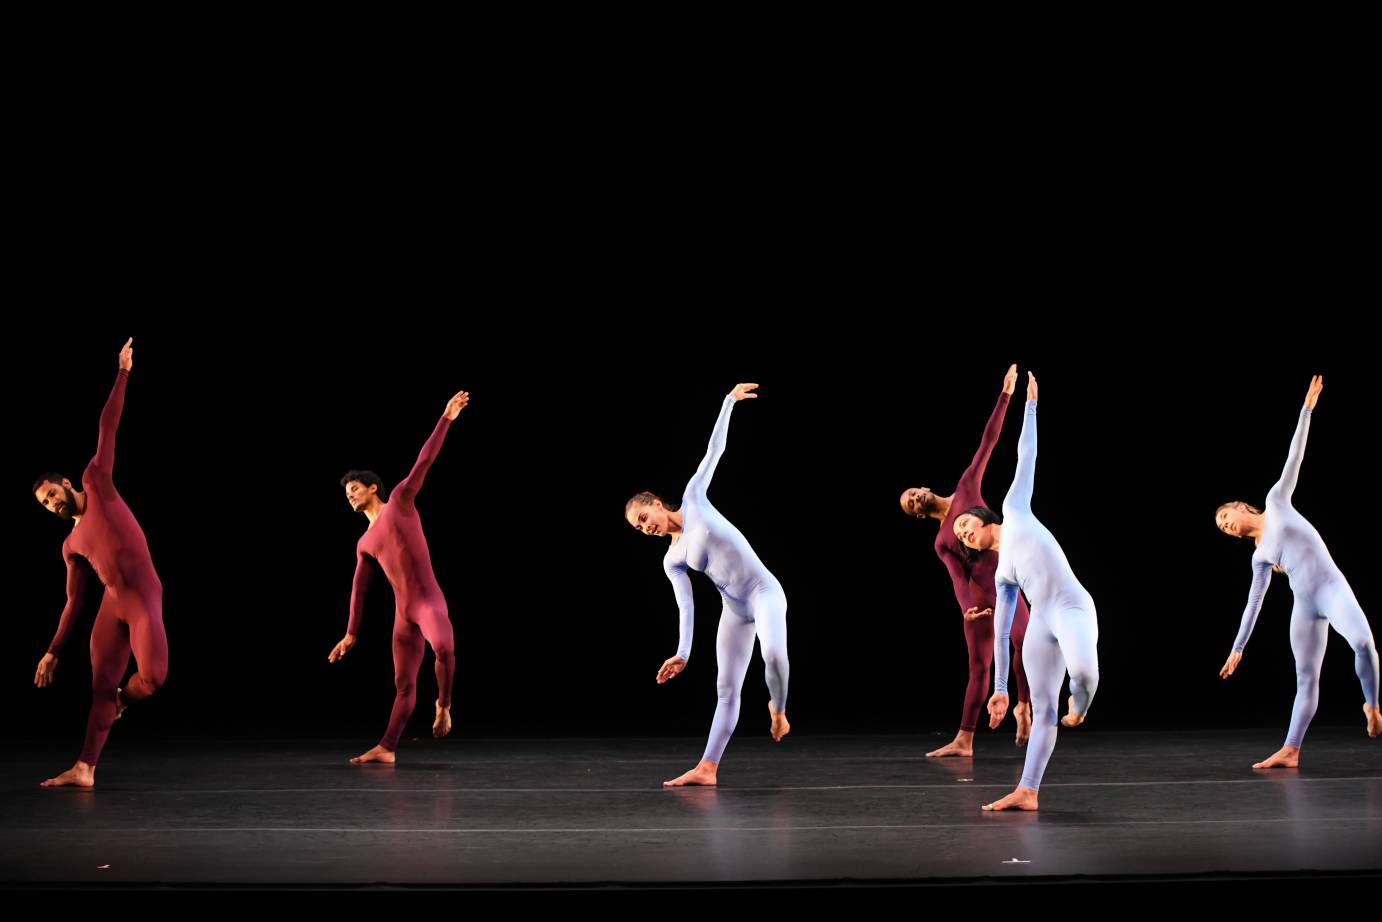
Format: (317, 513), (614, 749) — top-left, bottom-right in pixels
(33, 338), (169, 788)
(899, 364), (1032, 756)
(329, 389), (469, 764)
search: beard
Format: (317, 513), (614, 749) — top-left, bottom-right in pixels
(54, 485), (77, 521)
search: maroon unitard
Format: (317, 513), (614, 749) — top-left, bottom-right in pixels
(934, 391), (1030, 731)
(348, 414), (456, 751)
(48, 369), (168, 766)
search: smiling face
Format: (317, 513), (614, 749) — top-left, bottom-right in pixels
(626, 495), (673, 537)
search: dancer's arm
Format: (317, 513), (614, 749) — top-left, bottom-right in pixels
(330, 551), (377, 662)
(92, 338), (133, 473)
(393, 390), (468, 508)
(991, 579), (1020, 696)
(658, 557), (694, 681)
(686, 384), (756, 498)
(987, 578), (1020, 727)
(1221, 560), (1273, 677)
(1268, 376), (1321, 504)
(956, 365), (1016, 497)
(1002, 374), (1039, 516)
(37, 550), (89, 684)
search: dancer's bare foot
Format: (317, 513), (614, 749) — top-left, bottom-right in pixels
(433, 700), (452, 738)
(769, 702), (791, 742)
(1014, 701), (1032, 746)
(350, 745), (396, 765)
(982, 786), (1039, 811)
(926, 730), (974, 758)
(114, 688), (128, 721)
(1059, 695), (1086, 728)
(663, 759), (718, 787)
(1252, 746), (1299, 769)
(1366, 704), (1382, 738)
(40, 761), (95, 788)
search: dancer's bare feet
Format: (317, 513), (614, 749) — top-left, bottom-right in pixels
(1366, 704), (1382, 738)
(926, 730), (974, 758)
(1252, 746), (1299, 769)
(1014, 701), (1032, 747)
(433, 700), (452, 738)
(663, 758), (718, 787)
(982, 786), (1038, 811)
(350, 745), (396, 765)
(40, 761), (95, 788)
(769, 702), (791, 742)
(114, 688), (128, 721)
(1059, 695), (1086, 728)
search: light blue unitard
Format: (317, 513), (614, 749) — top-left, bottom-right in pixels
(664, 394), (790, 764)
(1231, 406), (1379, 749)
(993, 399), (1100, 792)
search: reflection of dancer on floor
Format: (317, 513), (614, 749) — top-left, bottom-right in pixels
(959, 373), (1100, 812)
(625, 384), (790, 787)
(901, 364), (1032, 756)
(33, 338), (169, 788)
(329, 390), (469, 765)
(1216, 375), (1381, 769)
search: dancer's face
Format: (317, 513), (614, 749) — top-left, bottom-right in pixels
(627, 500), (671, 537)
(34, 480), (77, 520)
(900, 487), (934, 518)
(954, 513), (995, 551)
(1216, 504), (1254, 538)
(344, 480), (379, 512)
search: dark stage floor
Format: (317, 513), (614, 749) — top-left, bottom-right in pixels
(3, 729), (1378, 888)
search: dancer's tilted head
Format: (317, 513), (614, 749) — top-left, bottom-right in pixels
(341, 470), (385, 513)
(626, 491), (680, 537)
(953, 505), (1002, 552)
(900, 487), (942, 520)
(1215, 501), (1262, 539)
(33, 473), (79, 520)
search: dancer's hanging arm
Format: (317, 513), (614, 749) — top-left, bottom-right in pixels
(987, 579), (1021, 728)
(657, 557), (695, 683)
(36, 549), (91, 687)
(1220, 561), (1272, 679)
(329, 551), (379, 663)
